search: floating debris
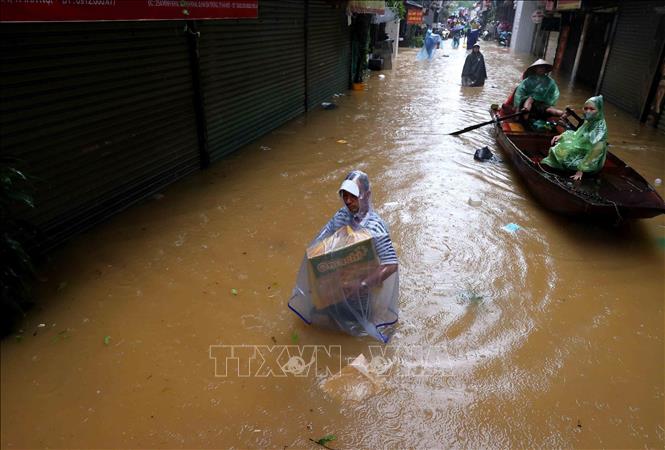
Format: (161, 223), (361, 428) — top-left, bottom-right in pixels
(501, 223), (522, 234)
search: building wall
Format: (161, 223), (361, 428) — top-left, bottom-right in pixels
(511, 0), (539, 54)
(545, 31), (559, 62)
(385, 19), (400, 57)
(0, 0), (353, 251)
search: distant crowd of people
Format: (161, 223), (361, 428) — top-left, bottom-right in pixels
(414, 14), (514, 86)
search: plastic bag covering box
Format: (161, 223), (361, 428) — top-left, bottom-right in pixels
(289, 225), (399, 343)
(306, 226), (379, 309)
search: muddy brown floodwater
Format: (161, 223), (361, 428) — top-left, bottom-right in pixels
(2, 42), (664, 449)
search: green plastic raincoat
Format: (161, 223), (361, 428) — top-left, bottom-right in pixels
(513, 74), (560, 108)
(541, 95), (608, 173)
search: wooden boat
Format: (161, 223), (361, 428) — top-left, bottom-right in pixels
(490, 108), (665, 221)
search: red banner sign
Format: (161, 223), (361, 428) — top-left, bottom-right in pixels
(406, 8), (423, 25)
(0, 0), (258, 22)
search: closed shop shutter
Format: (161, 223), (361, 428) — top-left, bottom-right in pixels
(198, 0), (306, 162)
(599, 1), (665, 118)
(0, 21), (201, 251)
(306, 0), (351, 110)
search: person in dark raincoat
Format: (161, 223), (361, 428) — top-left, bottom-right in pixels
(541, 95), (608, 181)
(461, 44), (487, 86)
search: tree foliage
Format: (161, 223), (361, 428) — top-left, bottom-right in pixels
(1, 157), (38, 336)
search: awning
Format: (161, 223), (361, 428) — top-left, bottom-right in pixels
(348, 0), (386, 14)
(405, 1), (424, 8)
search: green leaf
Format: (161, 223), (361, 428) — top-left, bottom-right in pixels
(3, 167), (27, 180)
(103, 335), (111, 345)
(291, 330), (299, 344)
(53, 329), (70, 342)
(6, 190), (34, 208)
(316, 434), (336, 446)
(230, 288), (238, 296)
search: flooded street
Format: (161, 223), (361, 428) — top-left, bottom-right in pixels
(2, 41), (664, 449)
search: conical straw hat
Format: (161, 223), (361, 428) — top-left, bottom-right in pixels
(528, 58), (553, 71)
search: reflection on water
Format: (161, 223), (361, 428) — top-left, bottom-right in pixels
(2, 42), (664, 449)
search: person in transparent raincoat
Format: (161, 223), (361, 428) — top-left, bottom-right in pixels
(288, 171), (399, 342)
(541, 95), (608, 181)
(416, 29), (442, 61)
(513, 59), (564, 120)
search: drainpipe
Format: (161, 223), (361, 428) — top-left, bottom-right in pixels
(186, 20), (210, 169)
(570, 12), (591, 83)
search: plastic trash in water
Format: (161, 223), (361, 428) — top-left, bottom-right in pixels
(468, 197), (482, 207)
(378, 74), (386, 79)
(502, 223), (522, 234)
(321, 102), (337, 110)
(336, 139), (348, 144)
(655, 178), (662, 186)
(474, 146), (493, 161)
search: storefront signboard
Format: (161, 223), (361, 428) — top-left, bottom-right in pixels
(555, 0), (582, 11)
(0, 0), (259, 22)
(348, 0), (386, 14)
(406, 8), (423, 25)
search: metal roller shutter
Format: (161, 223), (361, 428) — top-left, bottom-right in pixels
(197, 0), (306, 162)
(0, 21), (201, 251)
(306, 0), (351, 110)
(599, 1), (665, 119)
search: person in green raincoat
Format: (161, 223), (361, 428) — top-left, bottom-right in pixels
(513, 59), (564, 120)
(541, 95), (608, 181)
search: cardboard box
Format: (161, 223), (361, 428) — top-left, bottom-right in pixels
(306, 226), (379, 309)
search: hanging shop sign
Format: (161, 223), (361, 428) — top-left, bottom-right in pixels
(555, 0), (582, 11)
(0, 0), (259, 22)
(406, 8), (423, 24)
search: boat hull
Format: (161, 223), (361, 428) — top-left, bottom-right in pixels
(492, 111), (665, 221)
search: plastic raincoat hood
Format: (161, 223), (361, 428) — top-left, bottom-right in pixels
(541, 95), (609, 173)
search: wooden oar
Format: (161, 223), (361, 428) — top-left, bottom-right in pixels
(448, 110), (525, 136)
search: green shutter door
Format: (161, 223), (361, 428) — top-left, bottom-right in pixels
(306, 0), (351, 110)
(0, 21), (201, 250)
(599, 1), (665, 119)
(198, 0), (306, 162)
